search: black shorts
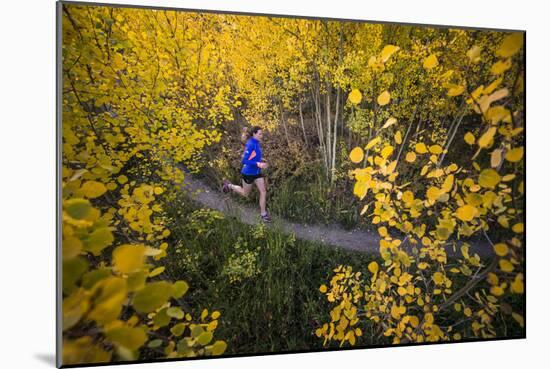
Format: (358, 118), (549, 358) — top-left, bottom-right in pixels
(242, 173), (263, 184)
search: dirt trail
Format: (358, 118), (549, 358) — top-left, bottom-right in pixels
(178, 171), (492, 257)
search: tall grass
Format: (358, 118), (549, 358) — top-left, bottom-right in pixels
(268, 170), (361, 230)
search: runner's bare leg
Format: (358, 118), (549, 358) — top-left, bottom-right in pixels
(231, 180), (252, 197)
(255, 177), (267, 215)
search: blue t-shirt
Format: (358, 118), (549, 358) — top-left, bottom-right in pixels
(241, 137), (262, 176)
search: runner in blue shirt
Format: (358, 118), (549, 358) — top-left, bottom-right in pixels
(222, 126), (271, 222)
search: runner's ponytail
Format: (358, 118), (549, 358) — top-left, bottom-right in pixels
(240, 126), (262, 145)
(240, 127), (251, 145)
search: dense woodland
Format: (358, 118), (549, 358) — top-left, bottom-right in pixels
(61, 4), (524, 365)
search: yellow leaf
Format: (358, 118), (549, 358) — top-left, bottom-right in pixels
(478, 127), (497, 148)
(211, 340), (227, 356)
(512, 313), (524, 328)
(483, 78), (503, 95)
(491, 58), (512, 75)
(117, 175), (128, 184)
(511, 273), (524, 294)
(486, 105), (511, 124)
(432, 272), (444, 285)
(497, 33), (524, 58)
(426, 186), (441, 202)
(366, 137), (381, 150)
(447, 163), (458, 172)
(360, 204), (369, 216)
(478, 169), (501, 189)
(391, 304), (404, 320)
(494, 243), (509, 257)
(429, 145), (443, 154)
(421, 165), (429, 176)
(395, 131), (402, 144)
(377, 90), (391, 106)
(149, 266), (165, 277)
(487, 272), (499, 285)
(85, 227), (114, 256)
(380, 45), (400, 62)
(426, 168), (444, 179)
(105, 326), (147, 351)
(348, 89), (362, 105)
(378, 226), (388, 237)
(211, 311), (221, 320)
(353, 181), (368, 200)
(63, 236), (82, 260)
(381, 145), (394, 159)
(467, 45), (481, 63)
(441, 174), (454, 193)
(368, 261), (379, 274)
(505, 147), (524, 163)
(415, 143), (428, 154)
(456, 205), (477, 222)
(87, 277), (126, 324)
(80, 181), (107, 199)
(471, 85), (485, 101)
(464, 132), (476, 145)
(382, 117), (397, 129)
(512, 223), (524, 233)
(447, 84), (465, 97)
(113, 244), (146, 274)
(498, 215), (510, 228)
(368, 56), (384, 71)
(319, 284), (328, 293)
(423, 54), (438, 70)
(499, 259), (514, 273)
(490, 286), (504, 296)
(349, 147), (364, 163)
(405, 152), (416, 163)
(172, 281), (189, 298)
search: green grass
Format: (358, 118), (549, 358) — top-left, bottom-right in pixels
(160, 187), (378, 354)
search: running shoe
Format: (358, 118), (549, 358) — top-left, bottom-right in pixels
(222, 179), (231, 193)
(261, 212), (272, 222)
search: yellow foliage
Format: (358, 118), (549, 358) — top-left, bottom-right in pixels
(423, 54), (438, 69)
(493, 243), (509, 257)
(478, 127), (497, 148)
(464, 132), (476, 145)
(415, 143), (428, 154)
(383, 117), (398, 129)
(505, 147), (524, 163)
(366, 137), (381, 150)
(349, 89), (362, 104)
(497, 33), (524, 58)
(377, 90), (391, 106)
(455, 205), (477, 222)
(405, 152), (417, 162)
(349, 147), (365, 163)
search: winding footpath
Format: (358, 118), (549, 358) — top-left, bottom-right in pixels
(177, 170), (492, 257)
